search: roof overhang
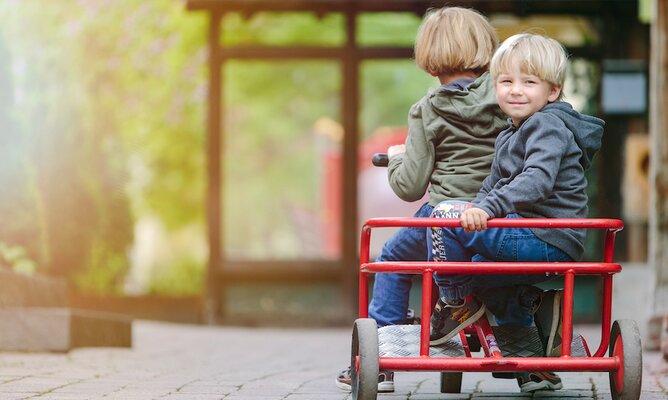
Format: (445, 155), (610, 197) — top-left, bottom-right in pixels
(185, 0), (637, 16)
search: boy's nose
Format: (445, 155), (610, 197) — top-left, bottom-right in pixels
(510, 87), (522, 96)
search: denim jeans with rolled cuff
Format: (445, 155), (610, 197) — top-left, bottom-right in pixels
(368, 202), (433, 327)
(429, 201), (572, 326)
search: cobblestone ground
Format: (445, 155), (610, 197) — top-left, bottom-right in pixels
(0, 321), (665, 399)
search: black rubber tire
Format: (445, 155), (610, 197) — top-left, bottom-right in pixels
(351, 318), (379, 400)
(609, 319), (642, 400)
(440, 372), (463, 393)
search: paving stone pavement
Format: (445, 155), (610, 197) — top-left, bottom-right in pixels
(0, 321), (665, 399)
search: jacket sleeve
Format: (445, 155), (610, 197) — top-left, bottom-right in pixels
(474, 116), (569, 217)
(473, 131), (504, 206)
(473, 159), (497, 204)
(387, 100), (435, 202)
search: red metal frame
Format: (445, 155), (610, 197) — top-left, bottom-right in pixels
(358, 218), (623, 374)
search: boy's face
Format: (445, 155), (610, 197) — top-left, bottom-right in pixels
(495, 71), (561, 127)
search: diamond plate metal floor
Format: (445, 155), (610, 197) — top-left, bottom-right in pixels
(493, 326), (588, 358)
(377, 324), (589, 359)
(378, 324), (465, 358)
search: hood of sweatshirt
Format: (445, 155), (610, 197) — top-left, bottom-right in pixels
(428, 72), (507, 138)
(541, 101), (604, 170)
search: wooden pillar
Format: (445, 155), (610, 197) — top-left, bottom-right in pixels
(341, 10), (359, 318)
(204, 10), (223, 324)
(649, 0), (668, 353)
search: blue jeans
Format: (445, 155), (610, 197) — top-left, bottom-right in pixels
(368, 203), (433, 327)
(430, 201), (572, 326)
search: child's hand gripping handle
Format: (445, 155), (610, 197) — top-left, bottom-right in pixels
(372, 153), (389, 167)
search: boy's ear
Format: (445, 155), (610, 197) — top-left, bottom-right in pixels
(548, 85), (562, 102)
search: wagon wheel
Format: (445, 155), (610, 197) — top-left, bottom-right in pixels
(440, 372), (463, 393)
(609, 319), (642, 400)
(351, 318), (379, 400)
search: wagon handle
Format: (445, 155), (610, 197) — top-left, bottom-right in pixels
(372, 153), (389, 167)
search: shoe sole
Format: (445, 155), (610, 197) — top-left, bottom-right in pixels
(545, 291), (562, 357)
(429, 304), (486, 346)
(335, 379), (351, 392)
(520, 380), (563, 392)
(378, 381), (395, 392)
(334, 379), (395, 393)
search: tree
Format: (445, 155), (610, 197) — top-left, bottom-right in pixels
(0, 1), (207, 293)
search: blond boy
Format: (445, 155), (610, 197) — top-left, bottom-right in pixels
(430, 33), (604, 392)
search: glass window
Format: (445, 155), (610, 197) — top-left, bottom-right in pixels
(221, 12), (345, 46)
(223, 61), (341, 260)
(360, 60), (435, 140)
(357, 13), (422, 47)
(226, 283), (343, 321)
(565, 58), (600, 114)
(358, 60), (435, 258)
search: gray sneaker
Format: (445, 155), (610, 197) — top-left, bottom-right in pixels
(534, 290), (563, 356)
(429, 296), (485, 346)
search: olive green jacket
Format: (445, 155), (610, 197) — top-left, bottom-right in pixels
(388, 72), (507, 206)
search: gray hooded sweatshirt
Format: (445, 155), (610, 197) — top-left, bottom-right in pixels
(473, 101), (604, 260)
(388, 72), (508, 205)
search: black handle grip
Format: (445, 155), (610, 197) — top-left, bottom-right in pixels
(372, 153), (389, 167)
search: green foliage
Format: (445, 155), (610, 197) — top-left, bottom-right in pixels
(148, 257), (205, 296)
(0, 0), (206, 293)
(358, 13), (422, 46)
(361, 60), (436, 138)
(74, 239), (128, 295)
(223, 61), (341, 258)
(0, 2), (436, 291)
(0, 242), (37, 275)
(222, 12), (345, 46)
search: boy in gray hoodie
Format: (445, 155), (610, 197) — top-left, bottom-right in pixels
(429, 33), (604, 393)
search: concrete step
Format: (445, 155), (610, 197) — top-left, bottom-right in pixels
(0, 268), (68, 307)
(0, 307), (132, 352)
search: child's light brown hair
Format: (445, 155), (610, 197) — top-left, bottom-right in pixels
(414, 7), (498, 76)
(490, 33), (568, 100)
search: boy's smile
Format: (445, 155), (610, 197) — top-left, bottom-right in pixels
(495, 72), (561, 127)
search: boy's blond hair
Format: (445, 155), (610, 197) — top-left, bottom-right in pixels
(490, 33), (568, 100)
(414, 7), (498, 75)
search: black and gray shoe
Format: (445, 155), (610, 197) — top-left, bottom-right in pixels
(534, 289), (563, 356)
(516, 371), (563, 392)
(429, 296), (485, 346)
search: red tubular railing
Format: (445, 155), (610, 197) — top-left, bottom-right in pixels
(420, 271), (433, 356)
(562, 270), (575, 357)
(362, 262), (621, 274)
(358, 217), (624, 373)
(378, 357), (618, 372)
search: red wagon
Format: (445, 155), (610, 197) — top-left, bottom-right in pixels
(350, 217), (642, 400)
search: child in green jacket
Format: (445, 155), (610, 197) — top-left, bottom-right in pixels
(336, 6), (507, 393)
